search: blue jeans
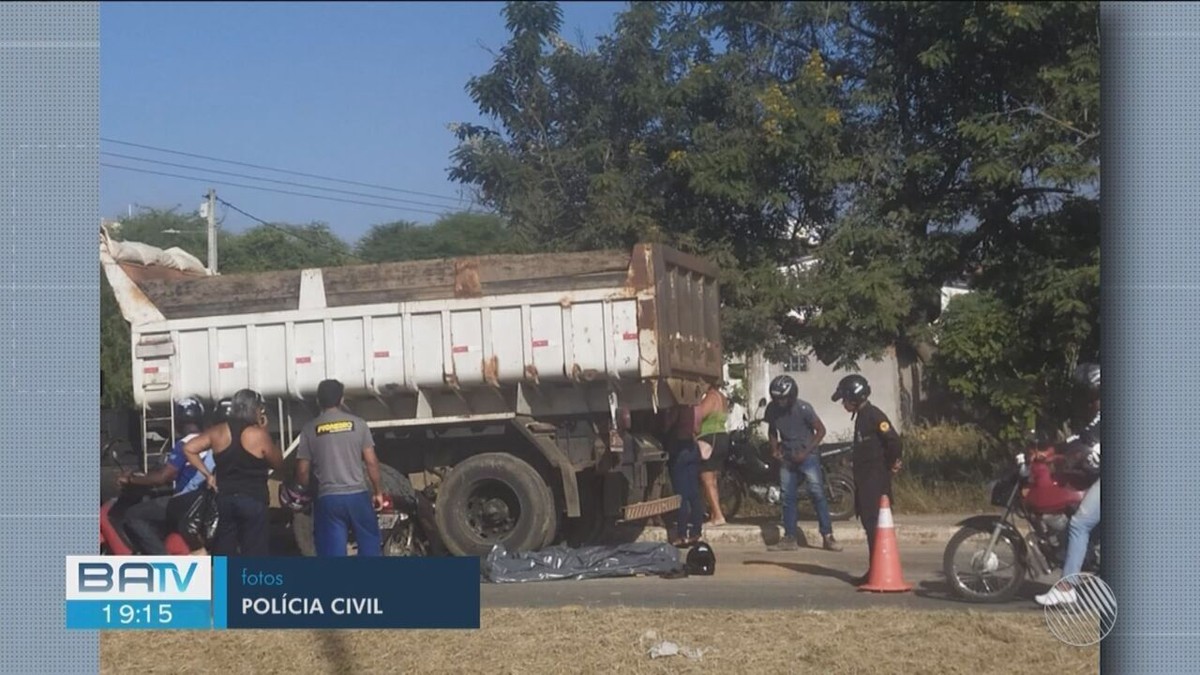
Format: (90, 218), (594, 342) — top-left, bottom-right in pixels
(315, 491), (382, 557)
(781, 453), (833, 539)
(668, 441), (705, 541)
(212, 493), (269, 556)
(1062, 480), (1100, 579)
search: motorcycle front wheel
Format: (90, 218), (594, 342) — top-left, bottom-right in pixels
(942, 525), (1027, 603)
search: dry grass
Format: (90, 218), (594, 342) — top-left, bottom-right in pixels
(890, 475), (988, 514)
(735, 475), (984, 520)
(102, 607), (1096, 675)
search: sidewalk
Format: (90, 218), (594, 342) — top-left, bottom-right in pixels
(616, 512), (1006, 546)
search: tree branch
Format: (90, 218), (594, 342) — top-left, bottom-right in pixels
(844, 17), (891, 48)
(1008, 98), (1099, 144)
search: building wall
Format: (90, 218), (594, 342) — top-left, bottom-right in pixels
(740, 347), (904, 443)
(724, 283), (967, 441)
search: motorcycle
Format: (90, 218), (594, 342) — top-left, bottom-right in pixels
(943, 435), (1100, 603)
(99, 441), (195, 556)
(717, 399), (856, 522)
(374, 486), (438, 557)
(292, 483), (437, 557)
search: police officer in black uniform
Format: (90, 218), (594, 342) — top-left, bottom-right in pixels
(832, 374), (902, 584)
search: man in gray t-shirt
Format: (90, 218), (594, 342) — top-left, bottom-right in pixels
(295, 379), (384, 557)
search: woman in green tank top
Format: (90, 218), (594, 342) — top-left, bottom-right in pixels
(695, 384), (731, 526)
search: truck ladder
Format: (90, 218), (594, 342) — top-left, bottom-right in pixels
(141, 382), (174, 473)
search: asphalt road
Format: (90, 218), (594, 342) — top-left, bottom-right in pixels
(481, 542), (1058, 614)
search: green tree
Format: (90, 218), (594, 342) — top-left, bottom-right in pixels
(449, 1), (845, 357)
(448, 1), (1099, 438)
(930, 198), (1099, 439)
(793, 1), (1099, 370)
(101, 273), (133, 409)
(219, 222), (353, 273)
(354, 212), (521, 263)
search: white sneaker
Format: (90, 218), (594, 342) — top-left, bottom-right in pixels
(1035, 586), (1078, 607)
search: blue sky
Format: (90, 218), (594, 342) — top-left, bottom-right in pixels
(101, 1), (625, 242)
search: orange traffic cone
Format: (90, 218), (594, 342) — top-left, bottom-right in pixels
(859, 495), (912, 593)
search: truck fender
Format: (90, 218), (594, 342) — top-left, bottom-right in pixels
(513, 417), (581, 518)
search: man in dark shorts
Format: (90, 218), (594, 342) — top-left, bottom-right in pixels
(295, 379), (385, 557)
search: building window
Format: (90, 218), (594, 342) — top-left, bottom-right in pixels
(785, 352), (809, 373)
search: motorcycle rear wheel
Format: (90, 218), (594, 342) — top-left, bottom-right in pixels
(824, 471), (855, 522)
(717, 471), (745, 521)
(382, 521), (427, 557)
(943, 525), (1027, 603)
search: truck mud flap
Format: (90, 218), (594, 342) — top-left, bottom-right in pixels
(620, 495), (681, 522)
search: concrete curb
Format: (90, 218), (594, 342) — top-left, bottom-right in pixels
(622, 522), (960, 546)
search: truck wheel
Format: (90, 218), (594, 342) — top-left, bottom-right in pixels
(376, 463), (415, 503)
(292, 463), (414, 557)
(293, 510), (316, 557)
(435, 453), (556, 557)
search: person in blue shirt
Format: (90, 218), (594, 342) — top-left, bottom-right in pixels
(120, 397), (217, 554)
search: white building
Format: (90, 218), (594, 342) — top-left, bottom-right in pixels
(724, 256), (970, 442)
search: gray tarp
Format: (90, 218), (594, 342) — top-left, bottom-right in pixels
(481, 542), (684, 583)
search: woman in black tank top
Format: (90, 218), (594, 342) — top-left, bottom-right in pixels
(214, 419), (271, 504)
(186, 389), (282, 556)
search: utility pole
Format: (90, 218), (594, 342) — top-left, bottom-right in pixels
(205, 188), (218, 275)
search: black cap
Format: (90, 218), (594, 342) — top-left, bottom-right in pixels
(317, 379), (345, 409)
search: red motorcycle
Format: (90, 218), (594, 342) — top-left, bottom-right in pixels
(99, 441), (195, 556)
(943, 435), (1100, 603)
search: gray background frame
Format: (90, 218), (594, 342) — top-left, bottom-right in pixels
(1101, 3), (1200, 673)
(0, 2), (99, 673)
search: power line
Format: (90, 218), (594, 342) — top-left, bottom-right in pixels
(100, 137), (470, 205)
(101, 151), (467, 212)
(215, 196), (365, 263)
(101, 162), (451, 217)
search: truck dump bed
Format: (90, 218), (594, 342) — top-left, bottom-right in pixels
(103, 234), (723, 413)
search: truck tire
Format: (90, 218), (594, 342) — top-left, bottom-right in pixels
(291, 463), (413, 557)
(293, 510), (316, 557)
(435, 452), (556, 557)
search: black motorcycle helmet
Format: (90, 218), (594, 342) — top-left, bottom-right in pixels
(769, 375), (798, 406)
(213, 397), (234, 425)
(685, 542), (716, 576)
(174, 397), (205, 433)
(831, 374), (871, 406)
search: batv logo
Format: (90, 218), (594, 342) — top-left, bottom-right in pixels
(65, 556), (213, 601)
(77, 561), (198, 594)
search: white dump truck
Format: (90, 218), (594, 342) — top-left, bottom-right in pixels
(100, 227), (724, 556)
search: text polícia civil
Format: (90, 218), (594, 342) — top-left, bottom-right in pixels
(241, 596), (384, 615)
